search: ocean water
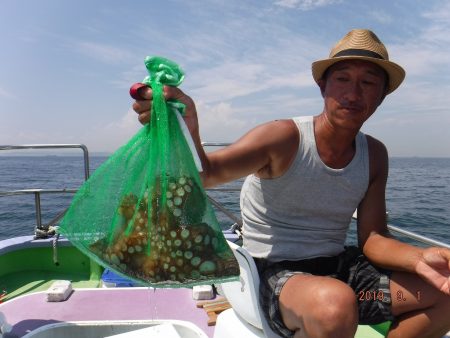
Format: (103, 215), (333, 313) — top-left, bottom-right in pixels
(0, 155), (449, 247)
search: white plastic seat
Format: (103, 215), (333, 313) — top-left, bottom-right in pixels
(214, 241), (281, 338)
(214, 309), (265, 338)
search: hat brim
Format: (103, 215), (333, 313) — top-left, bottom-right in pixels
(311, 56), (405, 94)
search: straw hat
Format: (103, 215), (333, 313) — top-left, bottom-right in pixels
(311, 29), (405, 94)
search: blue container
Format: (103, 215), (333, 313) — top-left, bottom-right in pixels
(101, 269), (139, 287)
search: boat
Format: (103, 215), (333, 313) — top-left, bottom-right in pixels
(1, 144), (449, 338)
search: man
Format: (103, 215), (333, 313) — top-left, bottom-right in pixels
(132, 29), (450, 338)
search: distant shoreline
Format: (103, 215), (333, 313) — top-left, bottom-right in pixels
(0, 152), (111, 157)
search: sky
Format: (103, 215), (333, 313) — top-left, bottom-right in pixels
(1, 0), (450, 157)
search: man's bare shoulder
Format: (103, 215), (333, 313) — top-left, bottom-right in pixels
(232, 119), (298, 151)
(250, 119), (299, 178)
(250, 119), (299, 155)
(255, 119), (298, 140)
(365, 134), (388, 158)
(365, 134), (388, 183)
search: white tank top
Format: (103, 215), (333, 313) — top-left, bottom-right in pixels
(240, 116), (369, 261)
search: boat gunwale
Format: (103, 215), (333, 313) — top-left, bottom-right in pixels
(0, 236), (73, 255)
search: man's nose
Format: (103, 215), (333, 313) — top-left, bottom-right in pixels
(345, 81), (363, 101)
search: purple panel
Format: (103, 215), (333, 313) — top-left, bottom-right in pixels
(0, 288), (216, 337)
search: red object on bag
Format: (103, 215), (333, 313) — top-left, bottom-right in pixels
(129, 82), (148, 100)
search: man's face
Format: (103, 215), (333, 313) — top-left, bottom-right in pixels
(319, 59), (387, 130)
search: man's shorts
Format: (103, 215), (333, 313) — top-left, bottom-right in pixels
(254, 246), (394, 338)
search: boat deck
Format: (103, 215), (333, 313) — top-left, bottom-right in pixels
(0, 287), (216, 337)
(0, 236), (103, 302)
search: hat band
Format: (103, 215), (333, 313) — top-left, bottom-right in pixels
(333, 48), (385, 60)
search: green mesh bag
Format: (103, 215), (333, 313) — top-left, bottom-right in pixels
(59, 56), (239, 287)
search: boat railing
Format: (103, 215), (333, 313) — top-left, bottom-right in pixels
(0, 143), (449, 249)
(0, 143), (242, 240)
(385, 224), (449, 249)
(201, 142), (243, 236)
(0, 144), (89, 238)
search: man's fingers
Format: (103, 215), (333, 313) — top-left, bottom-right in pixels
(163, 86), (195, 110)
(132, 100), (151, 114)
(163, 85), (182, 100)
(130, 83), (190, 104)
(439, 248), (450, 269)
(130, 83), (195, 126)
(138, 86), (153, 100)
(137, 111), (150, 125)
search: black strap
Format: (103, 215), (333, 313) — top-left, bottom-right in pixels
(333, 48), (384, 60)
(253, 255), (340, 276)
(254, 246), (363, 280)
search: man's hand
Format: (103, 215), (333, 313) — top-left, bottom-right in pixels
(130, 83), (199, 136)
(415, 247), (450, 295)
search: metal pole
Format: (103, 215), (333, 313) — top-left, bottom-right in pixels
(388, 224), (450, 249)
(207, 195), (243, 227)
(34, 191), (42, 230)
(80, 144), (90, 180)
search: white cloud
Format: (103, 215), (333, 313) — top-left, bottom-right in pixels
(81, 109), (141, 152)
(422, 1), (450, 22)
(196, 101), (251, 143)
(0, 86), (15, 99)
(73, 41), (133, 64)
(4, 0), (449, 156)
(189, 62), (268, 103)
(421, 2), (450, 45)
(183, 35), (318, 104)
(0, 129), (76, 146)
(111, 63), (147, 89)
(274, 0), (341, 10)
(387, 2), (450, 78)
(370, 10), (393, 24)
